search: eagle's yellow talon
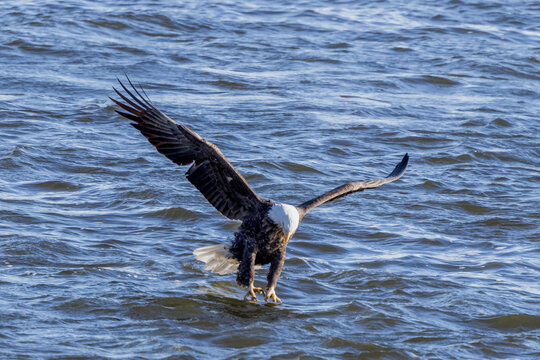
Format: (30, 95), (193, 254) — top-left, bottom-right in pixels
(264, 288), (281, 303)
(244, 284), (264, 302)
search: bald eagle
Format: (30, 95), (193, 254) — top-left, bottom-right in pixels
(110, 77), (408, 303)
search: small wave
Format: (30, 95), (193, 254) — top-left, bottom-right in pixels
(475, 314), (540, 331)
(108, 44), (149, 55)
(293, 241), (348, 255)
(402, 75), (460, 86)
(281, 161), (324, 174)
(325, 42), (351, 49)
(418, 179), (443, 189)
(326, 338), (384, 351)
(405, 336), (448, 343)
(0, 94), (23, 101)
(424, 153), (473, 164)
(21, 180), (82, 192)
(143, 207), (207, 220)
(392, 46), (413, 52)
(208, 80), (249, 90)
(489, 118), (512, 127)
(454, 200), (492, 215)
(472, 217), (536, 230)
(290, 56), (340, 64)
(6, 39), (72, 55)
(84, 19), (129, 30)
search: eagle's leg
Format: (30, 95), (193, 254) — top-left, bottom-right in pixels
(237, 240), (263, 301)
(265, 248), (286, 303)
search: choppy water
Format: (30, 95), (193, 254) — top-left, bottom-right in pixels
(1, 0), (539, 358)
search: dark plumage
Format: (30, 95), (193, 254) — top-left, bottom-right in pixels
(110, 77), (409, 303)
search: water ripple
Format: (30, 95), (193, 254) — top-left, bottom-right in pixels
(1, 0), (539, 358)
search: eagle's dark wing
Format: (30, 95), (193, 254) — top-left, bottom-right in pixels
(297, 154), (409, 218)
(110, 77), (265, 220)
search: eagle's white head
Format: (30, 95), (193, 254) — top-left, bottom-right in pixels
(268, 203), (300, 244)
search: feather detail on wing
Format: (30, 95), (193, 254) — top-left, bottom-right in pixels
(110, 76), (264, 220)
(297, 153), (409, 218)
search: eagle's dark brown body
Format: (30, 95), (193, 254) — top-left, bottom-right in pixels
(229, 201), (287, 290)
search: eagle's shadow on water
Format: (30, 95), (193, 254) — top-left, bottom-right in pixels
(125, 292), (299, 323)
(195, 293), (288, 319)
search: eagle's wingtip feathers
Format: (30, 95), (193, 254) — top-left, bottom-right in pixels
(387, 153), (409, 179)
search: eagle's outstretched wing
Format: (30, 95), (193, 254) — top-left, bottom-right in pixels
(297, 154), (409, 218)
(110, 77), (265, 220)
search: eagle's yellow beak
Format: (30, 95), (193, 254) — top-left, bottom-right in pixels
(284, 232), (293, 245)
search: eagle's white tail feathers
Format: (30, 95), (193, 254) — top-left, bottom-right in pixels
(193, 244), (262, 275)
(193, 244), (239, 275)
